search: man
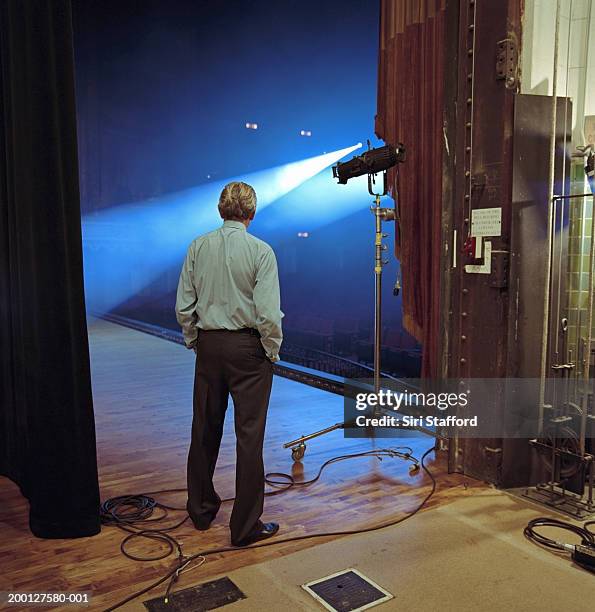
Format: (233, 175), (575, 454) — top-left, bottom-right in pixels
(175, 181), (282, 546)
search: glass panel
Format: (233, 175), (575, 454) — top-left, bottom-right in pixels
(520, 0), (595, 466)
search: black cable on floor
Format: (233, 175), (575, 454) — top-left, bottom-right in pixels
(100, 448), (419, 563)
(524, 516), (595, 573)
(101, 445), (436, 611)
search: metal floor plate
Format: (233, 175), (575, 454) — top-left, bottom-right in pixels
(302, 568), (393, 612)
(143, 576), (246, 612)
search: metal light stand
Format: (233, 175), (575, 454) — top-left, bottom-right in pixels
(371, 173), (396, 392)
(283, 172), (395, 461)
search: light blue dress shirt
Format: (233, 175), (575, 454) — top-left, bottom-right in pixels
(175, 220), (283, 361)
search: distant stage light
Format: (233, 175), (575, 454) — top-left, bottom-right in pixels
(297, 231), (309, 238)
(245, 122), (258, 129)
(300, 130), (312, 137)
(332, 143), (405, 184)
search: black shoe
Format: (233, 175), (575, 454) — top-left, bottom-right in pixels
(232, 522), (279, 547)
(191, 519), (212, 531)
(187, 501), (218, 531)
(188, 513), (215, 531)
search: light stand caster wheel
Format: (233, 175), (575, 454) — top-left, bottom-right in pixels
(291, 442), (306, 462)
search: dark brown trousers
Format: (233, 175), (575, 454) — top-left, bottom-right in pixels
(186, 329), (273, 544)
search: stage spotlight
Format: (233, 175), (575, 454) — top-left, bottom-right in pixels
(245, 122), (258, 129)
(332, 143), (406, 184)
(297, 231), (309, 238)
(300, 130), (312, 137)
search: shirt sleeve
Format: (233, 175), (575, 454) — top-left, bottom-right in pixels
(175, 244), (199, 349)
(253, 246), (283, 361)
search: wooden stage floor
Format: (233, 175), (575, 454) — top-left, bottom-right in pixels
(0, 319), (484, 610)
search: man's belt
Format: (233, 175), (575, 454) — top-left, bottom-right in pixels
(199, 328), (260, 338)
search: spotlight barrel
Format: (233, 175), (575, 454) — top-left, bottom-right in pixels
(332, 143), (406, 184)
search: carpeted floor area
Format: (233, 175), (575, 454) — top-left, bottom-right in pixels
(127, 488), (594, 612)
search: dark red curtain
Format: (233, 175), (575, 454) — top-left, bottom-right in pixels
(376, 0), (445, 378)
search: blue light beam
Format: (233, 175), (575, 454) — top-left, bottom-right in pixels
(82, 143), (362, 314)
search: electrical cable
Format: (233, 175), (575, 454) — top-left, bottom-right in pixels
(101, 445), (437, 611)
(524, 516), (595, 573)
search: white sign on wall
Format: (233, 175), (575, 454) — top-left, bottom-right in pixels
(471, 207), (502, 237)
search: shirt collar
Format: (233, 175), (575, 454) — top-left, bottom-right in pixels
(223, 220), (247, 231)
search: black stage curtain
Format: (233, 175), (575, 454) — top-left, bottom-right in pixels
(0, 0), (100, 538)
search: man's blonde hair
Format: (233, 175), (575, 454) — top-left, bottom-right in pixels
(218, 181), (257, 221)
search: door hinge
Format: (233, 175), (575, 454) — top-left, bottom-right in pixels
(489, 251), (509, 288)
(496, 38), (518, 89)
